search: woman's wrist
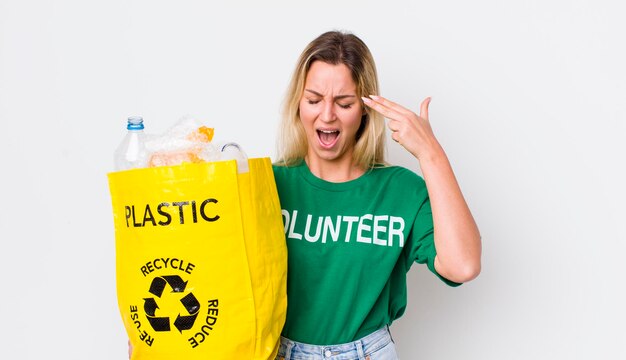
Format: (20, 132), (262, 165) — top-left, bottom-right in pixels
(416, 141), (447, 167)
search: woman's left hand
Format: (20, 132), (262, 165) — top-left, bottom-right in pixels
(362, 95), (441, 160)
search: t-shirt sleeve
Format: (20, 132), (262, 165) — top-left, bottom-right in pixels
(406, 185), (462, 287)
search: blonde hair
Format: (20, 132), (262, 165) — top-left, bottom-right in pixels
(277, 31), (386, 168)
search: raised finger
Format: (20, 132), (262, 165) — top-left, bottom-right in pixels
(420, 97), (431, 120)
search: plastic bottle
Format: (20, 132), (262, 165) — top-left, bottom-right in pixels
(114, 116), (147, 171)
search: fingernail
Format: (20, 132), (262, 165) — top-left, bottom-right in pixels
(361, 97), (372, 103)
(369, 95), (380, 100)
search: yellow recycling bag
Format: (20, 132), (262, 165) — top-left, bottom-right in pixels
(107, 158), (287, 360)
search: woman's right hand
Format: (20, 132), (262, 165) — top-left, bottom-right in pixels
(128, 339), (133, 359)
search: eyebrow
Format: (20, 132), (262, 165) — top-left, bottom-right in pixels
(304, 89), (356, 100)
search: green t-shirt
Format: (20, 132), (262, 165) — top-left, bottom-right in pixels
(272, 161), (460, 345)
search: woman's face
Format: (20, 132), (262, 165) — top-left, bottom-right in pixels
(299, 61), (364, 166)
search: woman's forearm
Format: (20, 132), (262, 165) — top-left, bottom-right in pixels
(419, 144), (482, 283)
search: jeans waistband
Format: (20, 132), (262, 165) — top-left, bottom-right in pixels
(278, 326), (392, 359)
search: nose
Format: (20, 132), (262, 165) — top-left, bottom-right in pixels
(320, 100), (336, 123)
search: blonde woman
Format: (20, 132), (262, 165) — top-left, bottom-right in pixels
(272, 30), (481, 359)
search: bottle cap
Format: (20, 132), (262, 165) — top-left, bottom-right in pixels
(127, 116), (144, 130)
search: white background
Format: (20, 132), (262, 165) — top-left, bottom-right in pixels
(1, 0), (624, 359)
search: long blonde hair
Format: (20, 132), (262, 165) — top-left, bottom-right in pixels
(277, 31), (386, 168)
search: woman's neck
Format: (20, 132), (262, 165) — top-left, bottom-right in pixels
(304, 155), (366, 183)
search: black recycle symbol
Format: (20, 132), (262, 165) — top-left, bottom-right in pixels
(143, 275), (201, 333)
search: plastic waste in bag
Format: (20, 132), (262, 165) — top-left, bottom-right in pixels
(145, 116), (220, 167)
(114, 115), (250, 173)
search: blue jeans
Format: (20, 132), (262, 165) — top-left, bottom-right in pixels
(275, 326), (399, 360)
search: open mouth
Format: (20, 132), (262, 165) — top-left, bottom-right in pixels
(317, 129), (340, 148)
